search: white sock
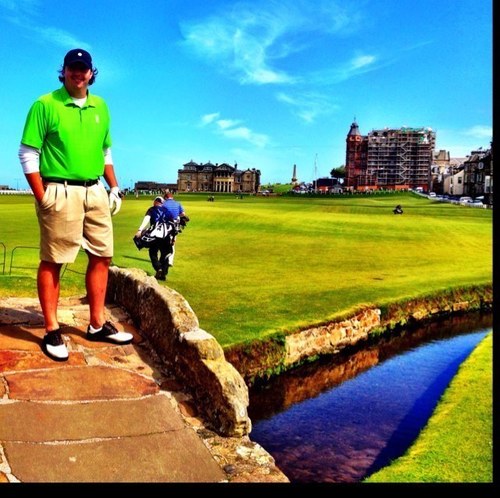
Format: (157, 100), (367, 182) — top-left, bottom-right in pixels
(88, 324), (103, 334)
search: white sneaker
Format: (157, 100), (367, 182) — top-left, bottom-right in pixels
(42, 330), (69, 361)
(86, 321), (133, 344)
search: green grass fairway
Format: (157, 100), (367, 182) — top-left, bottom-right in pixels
(0, 192), (492, 347)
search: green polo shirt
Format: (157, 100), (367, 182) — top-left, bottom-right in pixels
(21, 86), (112, 180)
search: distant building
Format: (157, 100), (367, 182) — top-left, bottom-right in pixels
(463, 147), (493, 205)
(443, 166), (465, 197)
(431, 150), (450, 194)
(133, 181), (172, 193)
(433, 149), (450, 169)
(315, 177), (342, 193)
(432, 152), (467, 195)
(345, 120), (435, 191)
(177, 160), (261, 193)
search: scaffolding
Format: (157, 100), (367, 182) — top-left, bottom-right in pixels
(347, 125), (435, 190)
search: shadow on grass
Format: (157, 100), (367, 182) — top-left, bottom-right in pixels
(121, 255), (150, 263)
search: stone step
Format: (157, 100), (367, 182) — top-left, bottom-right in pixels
(5, 365), (159, 401)
(0, 395), (183, 441)
(4, 431), (224, 483)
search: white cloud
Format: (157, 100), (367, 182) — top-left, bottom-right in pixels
(334, 53), (379, 83)
(0, 0), (38, 16)
(350, 54), (376, 70)
(222, 126), (269, 147)
(462, 125), (492, 140)
(216, 119), (241, 130)
(290, 50), (381, 88)
(35, 26), (88, 49)
(200, 113), (220, 126)
(1, 0), (89, 49)
(181, 13), (293, 85)
(276, 91), (340, 124)
(437, 125), (492, 158)
(180, 0), (361, 86)
(200, 112), (269, 147)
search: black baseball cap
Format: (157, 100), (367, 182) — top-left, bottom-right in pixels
(64, 49), (93, 69)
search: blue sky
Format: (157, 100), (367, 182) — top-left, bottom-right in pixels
(0, 0), (492, 190)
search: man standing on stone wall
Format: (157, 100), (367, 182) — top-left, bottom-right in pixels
(18, 48), (133, 361)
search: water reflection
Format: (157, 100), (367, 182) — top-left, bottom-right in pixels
(248, 312), (492, 483)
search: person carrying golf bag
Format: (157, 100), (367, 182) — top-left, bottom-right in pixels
(134, 196), (175, 280)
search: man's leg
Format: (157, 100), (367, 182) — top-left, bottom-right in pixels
(149, 245), (160, 271)
(159, 240), (172, 278)
(167, 241), (176, 267)
(86, 252), (111, 329)
(149, 243), (164, 279)
(37, 260), (63, 332)
(85, 252), (133, 345)
(38, 260), (69, 361)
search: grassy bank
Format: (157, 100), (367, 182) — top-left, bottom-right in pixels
(365, 331), (493, 483)
(0, 191), (492, 347)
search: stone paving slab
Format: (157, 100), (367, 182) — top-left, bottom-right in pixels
(0, 395), (184, 442)
(5, 365), (159, 401)
(83, 346), (158, 378)
(0, 302), (45, 326)
(0, 325), (45, 351)
(0, 350), (87, 373)
(4, 431), (225, 483)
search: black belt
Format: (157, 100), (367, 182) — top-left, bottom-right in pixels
(43, 178), (99, 187)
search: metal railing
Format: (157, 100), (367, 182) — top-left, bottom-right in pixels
(5, 245), (89, 277)
(9, 246), (39, 275)
(0, 242), (5, 275)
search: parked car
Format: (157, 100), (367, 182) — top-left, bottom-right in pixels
(459, 196), (473, 205)
(428, 192), (436, 197)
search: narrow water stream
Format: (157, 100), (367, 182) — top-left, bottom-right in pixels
(248, 312), (492, 483)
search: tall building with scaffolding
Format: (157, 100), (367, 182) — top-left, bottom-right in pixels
(345, 120), (435, 191)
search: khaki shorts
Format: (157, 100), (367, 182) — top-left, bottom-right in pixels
(36, 181), (113, 263)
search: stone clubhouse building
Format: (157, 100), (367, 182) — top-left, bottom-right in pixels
(177, 160), (261, 193)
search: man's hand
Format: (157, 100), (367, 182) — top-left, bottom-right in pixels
(109, 187), (122, 216)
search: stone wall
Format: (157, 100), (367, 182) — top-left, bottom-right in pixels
(106, 267), (492, 433)
(284, 308), (381, 367)
(106, 266), (251, 437)
(225, 285), (492, 384)
(224, 308), (382, 384)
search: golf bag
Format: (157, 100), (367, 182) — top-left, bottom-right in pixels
(133, 221), (177, 250)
